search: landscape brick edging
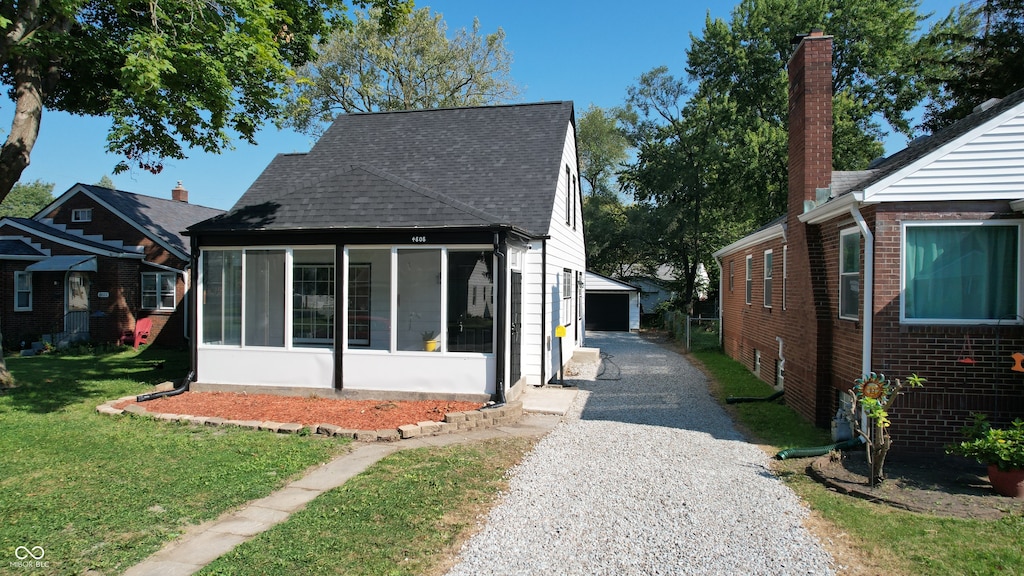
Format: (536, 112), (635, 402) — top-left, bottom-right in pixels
(96, 396), (524, 442)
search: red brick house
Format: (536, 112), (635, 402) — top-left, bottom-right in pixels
(713, 30), (1024, 452)
(0, 183), (223, 350)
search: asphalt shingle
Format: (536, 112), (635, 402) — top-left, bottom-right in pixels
(193, 102), (576, 236)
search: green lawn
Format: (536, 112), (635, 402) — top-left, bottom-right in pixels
(691, 347), (1024, 576)
(199, 438), (535, 576)
(0, 347), (349, 576)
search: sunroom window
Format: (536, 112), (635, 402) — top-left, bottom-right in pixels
(903, 222), (1020, 323)
(202, 250), (242, 345)
(347, 248), (391, 350)
(293, 249), (334, 346)
(448, 251), (494, 353)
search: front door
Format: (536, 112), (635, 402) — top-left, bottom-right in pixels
(510, 271), (522, 385)
(65, 272), (90, 340)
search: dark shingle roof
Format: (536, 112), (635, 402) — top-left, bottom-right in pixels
(0, 238), (45, 257)
(192, 102), (576, 236)
(836, 86), (1024, 194)
(80, 184), (225, 255)
(7, 217), (141, 254)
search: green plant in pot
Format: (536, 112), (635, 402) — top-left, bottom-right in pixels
(947, 414), (1024, 498)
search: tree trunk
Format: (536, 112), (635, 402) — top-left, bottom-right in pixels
(0, 53), (45, 202)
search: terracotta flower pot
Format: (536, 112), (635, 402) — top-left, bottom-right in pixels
(987, 465), (1024, 498)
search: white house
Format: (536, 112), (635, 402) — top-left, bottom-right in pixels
(186, 102), (587, 402)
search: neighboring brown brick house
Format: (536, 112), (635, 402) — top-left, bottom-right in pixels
(714, 30), (1024, 452)
(0, 183), (224, 350)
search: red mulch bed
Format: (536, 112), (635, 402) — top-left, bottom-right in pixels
(114, 392), (484, 430)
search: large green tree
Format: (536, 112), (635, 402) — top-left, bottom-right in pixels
(0, 177), (51, 217)
(0, 0), (411, 202)
(621, 0), (941, 309)
(922, 0), (1024, 131)
(280, 7), (518, 135)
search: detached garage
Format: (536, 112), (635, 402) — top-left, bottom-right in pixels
(585, 271), (640, 332)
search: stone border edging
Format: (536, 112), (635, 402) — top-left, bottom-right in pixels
(96, 396), (524, 442)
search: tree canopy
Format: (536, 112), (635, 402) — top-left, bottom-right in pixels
(619, 0), (942, 310)
(0, 0), (412, 202)
(922, 0), (1024, 130)
(280, 6), (519, 135)
(0, 178), (52, 217)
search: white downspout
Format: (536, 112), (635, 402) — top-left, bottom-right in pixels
(851, 206), (873, 435)
(850, 207), (873, 376)
(715, 256), (724, 348)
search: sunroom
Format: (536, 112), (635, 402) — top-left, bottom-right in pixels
(196, 243), (499, 398)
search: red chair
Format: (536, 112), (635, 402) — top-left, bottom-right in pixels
(132, 317), (152, 350)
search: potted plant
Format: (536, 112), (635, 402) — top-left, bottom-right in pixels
(421, 331), (439, 352)
(947, 414), (1024, 498)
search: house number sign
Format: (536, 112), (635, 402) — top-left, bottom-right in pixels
(411, 236), (427, 243)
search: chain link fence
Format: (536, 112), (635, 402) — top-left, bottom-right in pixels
(664, 310), (721, 352)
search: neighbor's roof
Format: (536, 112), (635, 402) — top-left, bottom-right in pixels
(76, 184), (225, 256)
(191, 101), (576, 237)
(2, 217), (142, 256)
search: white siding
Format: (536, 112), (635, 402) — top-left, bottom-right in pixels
(516, 120), (587, 385)
(864, 105), (1024, 202)
(543, 121), (587, 381)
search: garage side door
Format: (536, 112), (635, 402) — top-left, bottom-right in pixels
(586, 293), (629, 331)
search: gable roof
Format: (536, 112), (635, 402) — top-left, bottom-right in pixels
(0, 238), (45, 257)
(39, 184), (225, 259)
(191, 102), (577, 237)
(820, 86), (1024, 204)
(798, 86), (1024, 224)
(0, 217), (144, 257)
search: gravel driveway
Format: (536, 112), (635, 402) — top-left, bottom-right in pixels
(445, 331), (836, 576)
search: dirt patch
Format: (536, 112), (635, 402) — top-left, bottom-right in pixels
(114, 392), (484, 430)
(805, 449), (1024, 520)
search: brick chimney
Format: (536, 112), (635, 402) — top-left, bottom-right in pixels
(783, 30), (836, 428)
(172, 181), (189, 203)
(787, 29), (833, 218)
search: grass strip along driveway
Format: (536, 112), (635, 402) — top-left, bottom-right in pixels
(691, 346), (1024, 576)
(0, 347), (348, 575)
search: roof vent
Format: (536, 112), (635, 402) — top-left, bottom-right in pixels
(974, 97), (1002, 113)
(867, 156), (887, 169)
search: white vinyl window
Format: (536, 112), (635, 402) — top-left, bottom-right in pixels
(142, 272), (176, 310)
(14, 271), (31, 311)
(840, 229), (860, 320)
(562, 268), (573, 325)
(745, 255), (752, 305)
(763, 249), (773, 308)
(72, 208), (92, 222)
(782, 245), (788, 311)
(902, 221), (1022, 324)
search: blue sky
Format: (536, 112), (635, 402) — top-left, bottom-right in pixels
(5, 0), (962, 210)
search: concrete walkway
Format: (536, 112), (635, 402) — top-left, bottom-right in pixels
(123, 394), (573, 576)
